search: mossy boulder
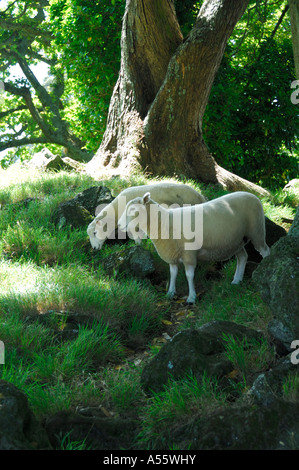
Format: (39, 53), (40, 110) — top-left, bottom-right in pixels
(253, 206), (299, 352)
(141, 321), (264, 394)
(45, 410), (139, 450)
(169, 399), (299, 450)
(247, 354), (299, 406)
(0, 380), (52, 450)
(102, 245), (155, 279)
(52, 186), (113, 229)
(72, 185), (113, 216)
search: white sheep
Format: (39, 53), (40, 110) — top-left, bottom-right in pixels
(118, 191), (270, 304)
(87, 182), (205, 249)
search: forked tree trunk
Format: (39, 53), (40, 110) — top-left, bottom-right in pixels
(87, 0), (270, 197)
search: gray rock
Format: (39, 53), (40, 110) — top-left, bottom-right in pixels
(247, 354), (298, 406)
(283, 178), (299, 191)
(26, 148), (55, 168)
(140, 321), (265, 394)
(103, 245), (155, 279)
(45, 410), (138, 450)
(52, 186), (113, 229)
(72, 186), (113, 216)
(253, 206), (299, 352)
(0, 380), (52, 450)
(25, 148), (85, 172)
(52, 199), (93, 229)
(169, 399), (299, 450)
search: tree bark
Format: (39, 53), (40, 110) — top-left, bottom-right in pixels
(87, 0), (270, 197)
(289, 0), (299, 80)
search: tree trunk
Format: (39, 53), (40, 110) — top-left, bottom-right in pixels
(289, 0), (299, 80)
(87, 0), (269, 197)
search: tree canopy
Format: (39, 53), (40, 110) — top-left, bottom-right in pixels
(0, 0), (298, 188)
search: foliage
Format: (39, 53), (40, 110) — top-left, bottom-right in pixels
(0, 0), (90, 162)
(203, 1), (299, 188)
(204, 38), (299, 188)
(49, 0), (124, 152)
(174, 0), (202, 36)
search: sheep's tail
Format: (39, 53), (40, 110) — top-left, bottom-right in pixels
(249, 204), (270, 258)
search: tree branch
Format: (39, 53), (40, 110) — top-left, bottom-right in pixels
(3, 81), (54, 139)
(0, 105), (28, 119)
(0, 19), (53, 44)
(5, 45), (64, 127)
(122, 0), (183, 117)
(6, 123), (29, 138)
(0, 0), (18, 15)
(0, 136), (48, 152)
(27, 49), (54, 66)
(270, 3), (289, 40)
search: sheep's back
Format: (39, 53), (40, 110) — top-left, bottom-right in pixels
(198, 192), (264, 258)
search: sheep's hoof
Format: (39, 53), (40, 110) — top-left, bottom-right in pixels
(166, 291), (176, 300)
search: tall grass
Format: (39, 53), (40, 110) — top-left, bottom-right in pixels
(0, 166), (166, 419)
(222, 333), (274, 383)
(137, 373), (227, 449)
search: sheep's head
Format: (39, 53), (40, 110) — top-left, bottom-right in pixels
(87, 220), (103, 249)
(118, 192), (150, 238)
(87, 205), (116, 250)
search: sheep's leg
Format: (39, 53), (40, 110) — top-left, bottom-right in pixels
(167, 264), (178, 299)
(258, 244), (270, 258)
(232, 247), (248, 284)
(185, 264), (197, 304)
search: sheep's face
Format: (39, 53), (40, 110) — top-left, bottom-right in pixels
(94, 215), (117, 248)
(87, 213), (115, 250)
(87, 221), (102, 250)
(87, 221), (103, 249)
(118, 194), (149, 237)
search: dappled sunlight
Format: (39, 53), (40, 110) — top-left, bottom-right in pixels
(0, 260), (41, 295)
(0, 164), (43, 191)
(0, 164), (95, 204)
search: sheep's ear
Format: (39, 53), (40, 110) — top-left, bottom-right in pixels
(143, 192), (151, 205)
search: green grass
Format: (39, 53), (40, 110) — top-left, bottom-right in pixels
(57, 430), (92, 450)
(222, 333), (275, 384)
(137, 373), (227, 450)
(282, 373), (299, 403)
(0, 163), (297, 449)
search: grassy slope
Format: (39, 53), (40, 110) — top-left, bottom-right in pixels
(0, 164), (298, 449)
